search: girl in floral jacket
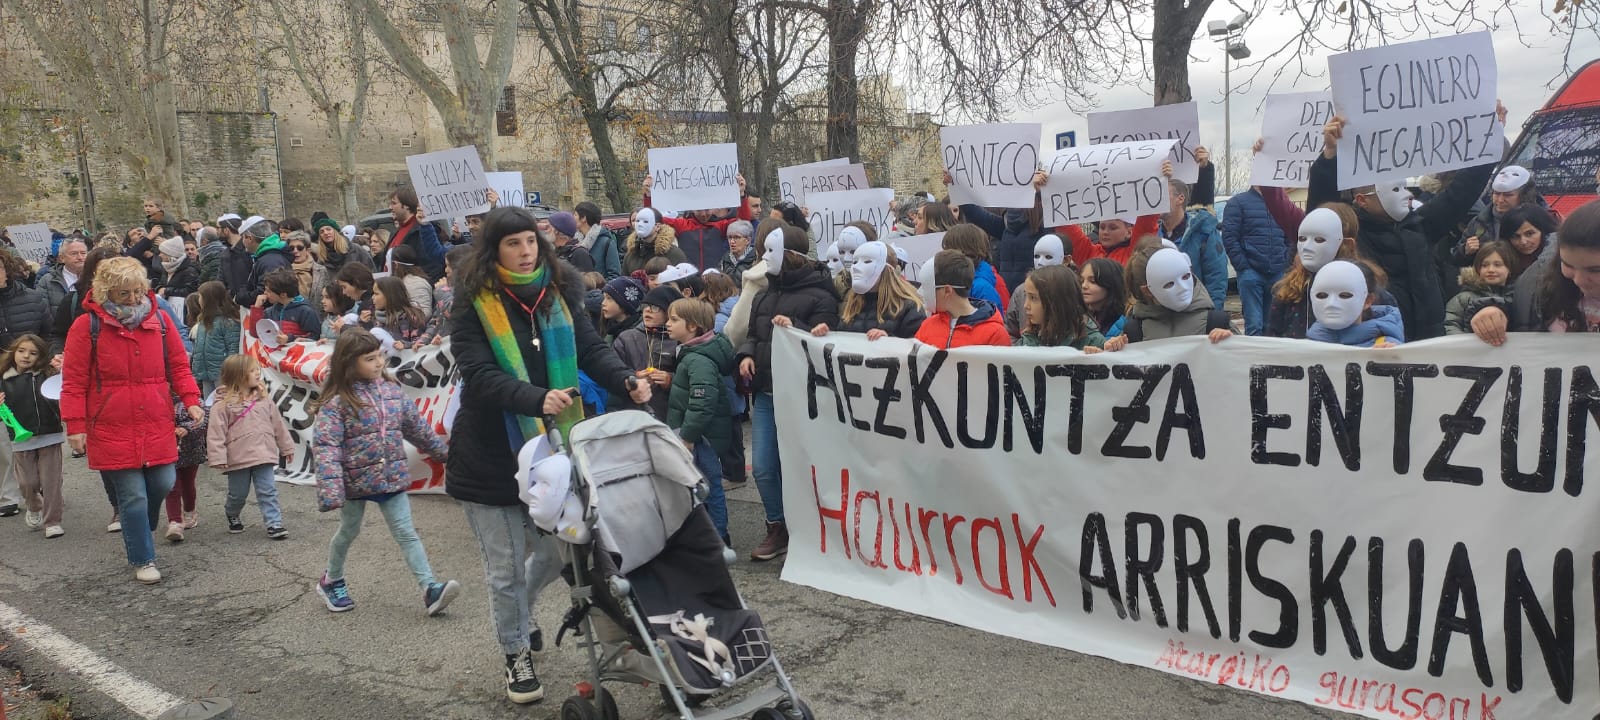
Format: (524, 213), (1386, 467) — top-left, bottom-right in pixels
(310, 327), (458, 617)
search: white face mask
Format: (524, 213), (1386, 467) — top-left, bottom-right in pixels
(763, 229), (786, 276)
(915, 255), (937, 308)
(1145, 248), (1195, 311)
(1374, 182), (1413, 222)
(1310, 260), (1367, 331)
(837, 226), (867, 270)
(824, 243), (843, 275)
(1033, 234), (1064, 269)
(850, 242), (889, 294)
(1297, 208), (1344, 273)
(633, 211), (656, 239)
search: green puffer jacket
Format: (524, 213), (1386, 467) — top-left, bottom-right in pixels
(665, 332), (735, 453)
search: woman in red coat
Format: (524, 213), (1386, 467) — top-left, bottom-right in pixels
(61, 257), (202, 584)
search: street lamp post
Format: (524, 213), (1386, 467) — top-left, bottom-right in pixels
(1208, 13), (1251, 195)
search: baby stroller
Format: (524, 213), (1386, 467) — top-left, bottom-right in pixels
(519, 409), (814, 720)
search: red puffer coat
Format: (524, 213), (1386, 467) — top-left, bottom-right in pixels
(60, 294), (201, 471)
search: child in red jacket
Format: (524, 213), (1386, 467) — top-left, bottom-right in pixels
(914, 251), (1011, 349)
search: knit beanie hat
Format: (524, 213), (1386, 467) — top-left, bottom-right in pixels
(548, 211), (579, 239)
(641, 284), (682, 311)
(158, 236), (186, 260)
(603, 276), (646, 316)
(313, 217), (341, 237)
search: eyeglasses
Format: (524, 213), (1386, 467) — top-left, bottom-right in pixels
(289, 245), (307, 252)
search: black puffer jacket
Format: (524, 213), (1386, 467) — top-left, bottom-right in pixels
(0, 369), (62, 436)
(837, 292), (926, 338)
(738, 263), (840, 394)
(220, 243), (256, 303)
(446, 264), (634, 507)
(238, 246), (292, 307)
(160, 257), (200, 297)
(0, 281), (53, 349)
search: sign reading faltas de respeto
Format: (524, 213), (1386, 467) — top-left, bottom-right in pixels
(1328, 31), (1503, 189)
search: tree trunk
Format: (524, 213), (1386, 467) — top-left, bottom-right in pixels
(586, 108), (633, 212)
(1151, 0), (1212, 106)
(332, 119), (361, 220)
(824, 0), (863, 161)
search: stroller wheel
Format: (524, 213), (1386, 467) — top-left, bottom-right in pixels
(775, 698), (815, 720)
(561, 695), (601, 720)
(659, 684), (707, 709)
(597, 687), (619, 720)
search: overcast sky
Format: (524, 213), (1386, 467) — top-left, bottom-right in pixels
(1008, 6), (1600, 184)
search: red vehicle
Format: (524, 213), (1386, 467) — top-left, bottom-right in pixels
(1506, 58), (1600, 216)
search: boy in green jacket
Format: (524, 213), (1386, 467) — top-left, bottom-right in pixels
(664, 298), (734, 547)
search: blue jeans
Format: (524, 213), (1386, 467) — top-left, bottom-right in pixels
(751, 392), (783, 524)
(104, 465), (176, 566)
(1237, 267), (1279, 337)
(459, 500), (565, 655)
(327, 494), (435, 591)
(225, 464), (283, 527)
(692, 438), (729, 542)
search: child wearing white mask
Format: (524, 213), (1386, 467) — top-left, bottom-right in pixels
(621, 208), (688, 276)
(810, 241), (926, 340)
(1305, 260), (1405, 348)
(1104, 241), (1233, 351)
(1265, 204), (1396, 339)
(1004, 234), (1066, 339)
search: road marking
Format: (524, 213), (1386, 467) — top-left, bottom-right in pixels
(0, 600), (183, 719)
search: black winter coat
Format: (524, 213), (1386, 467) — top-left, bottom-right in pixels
(0, 281), (53, 349)
(239, 247), (292, 307)
(446, 265), (634, 507)
(555, 242), (596, 273)
(738, 263), (840, 394)
(0, 369), (62, 436)
(961, 204), (1044, 296)
(220, 243), (256, 304)
(837, 292), (926, 338)
(161, 258), (200, 297)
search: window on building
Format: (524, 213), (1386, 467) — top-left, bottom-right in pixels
(602, 18), (618, 49)
(635, 23), (651, 49)
(496, 86), (518, 137)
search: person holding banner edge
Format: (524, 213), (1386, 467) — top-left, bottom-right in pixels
(445, 206), (651, 704)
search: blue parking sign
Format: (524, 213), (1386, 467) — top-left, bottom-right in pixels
(1055, 131), (1076, 150)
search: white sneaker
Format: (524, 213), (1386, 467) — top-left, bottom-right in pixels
(24, 510), (42, 529)
(107, 515), (122, 533)
(134, 563), (161, 584)
(165, 521), (185, 543)
(43, 525), (64, 538)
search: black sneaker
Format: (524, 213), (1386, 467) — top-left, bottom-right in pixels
(227, 515), (245, 534)
(0, 505), (19, 517)
(266, 525), (288, 540)
(528, 628), (543, 652)
(503, 650), (544, 704)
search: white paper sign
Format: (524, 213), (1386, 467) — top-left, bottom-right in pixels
(940, 123), (1042, 208)
(404, 145), (491, 219)
(5, 223), (52, 265)
(774, 331), (1600, 720)
(1088, 102), (1202, 183)
(1249, 92), (1335, 187)
(1328, 31), (1502, 189)
(805, 188), (895, 247)
(486, 171), (530, 208)
(889, 232), (946, 283)
(777, 158), (867, 208)
(648, 143), (741, 212)
(1038, 139), (1176, 226)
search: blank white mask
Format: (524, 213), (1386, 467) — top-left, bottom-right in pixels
(1310, 260), (1367, 330)
(850, 241), (889, 294)
(1297, 208), (1343, 272)
(763, 229), (787, 276)
(1145, 248), (1195, 311)
(1033, 234), (1064, 269)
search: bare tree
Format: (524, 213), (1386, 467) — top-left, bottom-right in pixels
(0, 0), (190, 214)
(357, 0), (519, 168)
(263, 0), (374, 220)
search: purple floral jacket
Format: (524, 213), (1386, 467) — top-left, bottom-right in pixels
(312, 379), (446, 511)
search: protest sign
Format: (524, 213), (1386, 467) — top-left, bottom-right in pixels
(486, 171), (531, 208)
(242, 320), (454, 493)
(778, 159), (867, 208)
(806, 188), (895, 247)
(890, 232), (946, 282)
(648, 143), (741, 212)
(1087, 102), (1202, 183)
(1328, 31), (1502, 189)
(5, 223), (52, 265)
(940, 123), (1042, 208)
(405, 145), (491, 219)
(1038, 139), (1176, 226)
(1249, 92), (1335, 187)
(775, 331), (1600, 720)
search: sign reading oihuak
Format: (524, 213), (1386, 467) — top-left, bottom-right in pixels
(774, 331), (1600, 719)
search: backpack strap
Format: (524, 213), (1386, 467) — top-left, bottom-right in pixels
(88, 306), (173, 396)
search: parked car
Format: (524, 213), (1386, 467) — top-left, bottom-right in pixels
(1505, 58), (1600, 216)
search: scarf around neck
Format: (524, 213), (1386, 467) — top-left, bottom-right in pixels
(472, 262), (582, 446)
(103, 296), (153, 329)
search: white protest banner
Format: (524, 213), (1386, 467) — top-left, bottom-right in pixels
(805, 188), (895, 247)
(242, 322), (455, 493)
(648, 142), (741, 212)
(940, 123), (1042, 208)
(890, 232), (945, 282)
(777, 158), (867, 208)
(775, 331), (1600, 720)
(5, 223), (52, 266)
(1087, 102), (1202, 183)
(1249, 92), (1335, 187)
(405, 145), (490, 219)
(1038, 139), (1176, 226)
(486, 171), (530, 208)
(1328, 30), (1502, 189)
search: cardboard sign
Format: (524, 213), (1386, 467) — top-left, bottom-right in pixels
(5, 223), (52, 265)
(486, 171), (534, 209)
(777, 158), (867, 208)
(889, 231), (946, 283)
(1249, 92), (1335, 187)
(940, 123), (1042, 208)
(775, 331), (1600, 720)
(1038, 140), (1176, 226)
(1087, 102), (1202, 183)
(648, 143), (741, 212)
(404, 145), (491, 219)
(1328, 31), (1502, 189)
(804, 188), (895, 247)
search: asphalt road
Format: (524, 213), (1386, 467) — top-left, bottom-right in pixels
(0, 454), (1357, 720)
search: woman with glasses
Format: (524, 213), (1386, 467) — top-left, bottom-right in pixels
(718, 220), (759, 280)
(284, 230), (329, 302)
